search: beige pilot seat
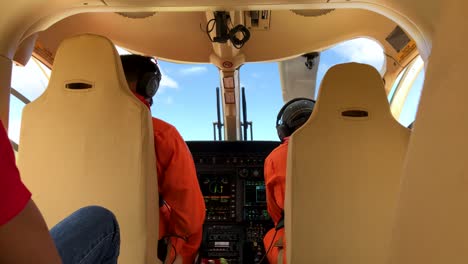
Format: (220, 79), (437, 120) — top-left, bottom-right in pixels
(285, 63), (410, 264)
(17, 34), (159, 264)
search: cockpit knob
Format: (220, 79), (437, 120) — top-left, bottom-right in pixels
(239, 168), (249, 178)
(252, 169), (260, 177)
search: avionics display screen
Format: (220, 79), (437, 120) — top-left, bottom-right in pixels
(245, 181), (266, 205)
(255, 185), (266, 202)
(200, 174), (232, 196)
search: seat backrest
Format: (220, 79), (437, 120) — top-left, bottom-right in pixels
(17, 34), (158, 264)
(285, 63), (410, 264)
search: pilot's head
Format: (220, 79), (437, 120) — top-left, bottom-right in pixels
(120, 54), (162, 106)
(276, 98), (316, 142)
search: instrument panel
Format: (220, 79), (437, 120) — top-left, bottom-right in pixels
(187, 141), (280, 264)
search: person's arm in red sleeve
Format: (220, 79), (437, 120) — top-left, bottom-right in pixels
(154, 120), (205, 263)
(264, 155), (281, 225)
(264, 143), (288, 225)
(0, 121), (62, 263)
(263, 142), (289, 264)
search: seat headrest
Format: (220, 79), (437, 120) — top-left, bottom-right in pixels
(312, 63), (391, 121)
(45, 34), (130, 97)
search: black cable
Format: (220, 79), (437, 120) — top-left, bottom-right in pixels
(384, 52), (403, 68)
(228, 16), (235, 29)
(258, 229), (278, 264)
(162, 234), (188, 242)
(162, 235), (187, 264)
(170, 243), (177, 264)
(229, 24), (250, 49)
(163, 203), (172, 214)
(204, 16), (250, 48)
(205, 18), (216, 42)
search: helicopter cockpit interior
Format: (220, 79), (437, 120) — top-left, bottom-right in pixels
(2, 1), (468, 264)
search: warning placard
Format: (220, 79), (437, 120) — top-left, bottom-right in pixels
(224, 91), (236, 104)
(397, 39), (417, 64)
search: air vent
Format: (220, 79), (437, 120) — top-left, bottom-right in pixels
(291, 9), (335, 17)
(116, 12), (156, 19)
(386, 26), (411, 53)
(66, 82), (93, 90)
(341, 110), (369, 118)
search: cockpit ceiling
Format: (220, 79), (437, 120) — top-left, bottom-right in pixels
(38, 8), (400, 64)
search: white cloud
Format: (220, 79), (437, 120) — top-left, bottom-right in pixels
(11, 61), (48, 101)
(158, 65), (179, 92)
(113, 45), (178, 91)
(251, 73), (260, 78)
(332, 38), (385, 73)
(154, 96), (174, 105)
(160, 74), (178, 90)
(317, 62), (330, 76)
(179, 66), (207, 75)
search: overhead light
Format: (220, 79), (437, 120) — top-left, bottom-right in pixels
(116, 12), (156, 19)
(290, 9), (335, 17)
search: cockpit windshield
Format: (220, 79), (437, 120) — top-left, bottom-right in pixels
(8, 38), (423, 145)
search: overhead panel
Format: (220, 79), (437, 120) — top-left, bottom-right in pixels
(241, 9), (399, 63)
(290, 9), (335, 17)
(35, 8), (400, 64)
(244, 11), (271, 31)
(386, 25), (417, 64)
(386, 26), (411, 52)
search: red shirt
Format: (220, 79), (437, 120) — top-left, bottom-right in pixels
(0, 121), (31, 226)
(135, 94), (205, 263)
(263, 138), (289, 264)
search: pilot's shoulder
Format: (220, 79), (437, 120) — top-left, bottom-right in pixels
(152, 117), (181, 138)
(266, 141), (288, 161)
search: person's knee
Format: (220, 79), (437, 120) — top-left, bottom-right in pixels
(75, 206), (119, 232)
(51, 205), (120, 262)
(78, 205), (115, 219)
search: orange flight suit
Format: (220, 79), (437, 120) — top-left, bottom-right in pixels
(135, 94), (206, 264)
(263, 138), (289, 264)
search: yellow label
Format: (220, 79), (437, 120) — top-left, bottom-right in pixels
(397, 39), (417, 64)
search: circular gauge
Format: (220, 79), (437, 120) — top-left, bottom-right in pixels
(239, 168), (249, 178)
(209, 181), (225, 194)
(252, 169), (260, 177)
(221, 177), (229, 184)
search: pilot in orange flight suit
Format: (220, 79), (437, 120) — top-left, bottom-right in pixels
(263, 98), (315, 264)
(120, 55), (205, 264)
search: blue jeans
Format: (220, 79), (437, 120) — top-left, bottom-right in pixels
(50, 206), (120, 264)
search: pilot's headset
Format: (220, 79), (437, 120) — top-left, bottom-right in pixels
(276, 98), (316, 142)
(121, 54), (161, 106)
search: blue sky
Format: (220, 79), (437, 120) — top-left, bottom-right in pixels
(149, 37), (419, 141)
(8, 38), (424, 143)
(399, 69), (424, 126)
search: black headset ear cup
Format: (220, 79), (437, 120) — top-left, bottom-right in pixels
(137, 72), (159, 98)
(276, 124), (290, 142)
(276, 97), (316, 142)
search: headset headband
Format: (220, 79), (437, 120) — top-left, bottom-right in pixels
(276, 97), (316, 126)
